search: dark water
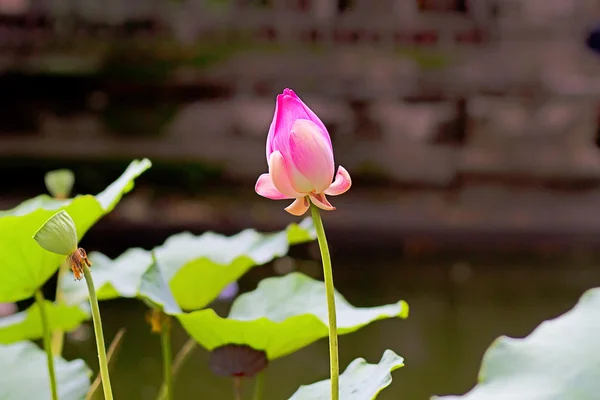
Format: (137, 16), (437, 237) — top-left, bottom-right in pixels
(60, 250), (600, 400)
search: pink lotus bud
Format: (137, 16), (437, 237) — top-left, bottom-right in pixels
(255, 89), (352, 216)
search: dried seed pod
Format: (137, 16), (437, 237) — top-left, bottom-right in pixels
(67, 248), (91, 281)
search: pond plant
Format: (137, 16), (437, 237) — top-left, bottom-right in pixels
(2, 88), (597, 400)
(254, 88), (353, 400)
(0, 89), (409, 400)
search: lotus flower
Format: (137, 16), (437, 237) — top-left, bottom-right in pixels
(255, 89), (352, 216)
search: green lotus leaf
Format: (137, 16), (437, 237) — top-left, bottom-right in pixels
(61, 248), (153, 305)
(0, 300), (89, 344)
(60, 218), (316, 311)
(177, 272), (409, 360)
(62, 249), (181, 315)
(433, 287), (600, 400)
(60, 249), (182, 315)
(0, 340), (91, 400)
(138, 258), (182, 314)
(289, 349), (404, 400)
(157, 217), (316, 310)
(0, 159), (151, 302)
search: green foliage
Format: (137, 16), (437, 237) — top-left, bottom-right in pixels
(0, 156), (412, 399)
(161, 218), (315, 310)
(433, 287), (600, 400)
(289, 350), (404, 400)
(177, 272), (409, 360)
(138, 259), (182, 314)
(60, 218), (316, 311)
(0, 341), (90, 400)
(0, 301), (89, 344)
(61, 248), (151, 305)
(0, 159), (151, 302)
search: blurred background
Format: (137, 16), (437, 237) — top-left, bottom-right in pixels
(2, 0), (600, 398)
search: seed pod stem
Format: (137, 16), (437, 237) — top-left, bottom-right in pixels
(82, 263), (114, 400)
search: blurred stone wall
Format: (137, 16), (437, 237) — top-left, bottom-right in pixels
(2, 0), (600, 187)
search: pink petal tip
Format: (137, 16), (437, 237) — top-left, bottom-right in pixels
(285, 197), (310, 216)
(309, 193), (336, 211)
(324, 166), (352, 196)
(255, 173), (291, 200)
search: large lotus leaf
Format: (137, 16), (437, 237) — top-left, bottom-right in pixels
(177, 272), (409, 360)
(61, 248), (153, 305)
(0, 159), (151, 302)
(138, 258), (182, 314)
(289, 349), (404, 400)
(156, 217), (316, 310)
(61, 218), (316, 311)
(433, 287), (600, 400)
(0, 340), (91, 400)
(0, 300), (89, 344)
(61, 248), (182, 315)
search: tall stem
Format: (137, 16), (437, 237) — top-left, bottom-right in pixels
(160, 314), (173, 400)
(82, 264), (114, 400)
(252, 372), (264, 400)
(35, 289), (59, 400)
(309, 203), (339, 400)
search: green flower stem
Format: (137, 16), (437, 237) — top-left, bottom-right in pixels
(51, 262), (69, 355)
(309, 202), (339, 400)
(252, 372), (264, 400)
(160, 314), (173, 400)
(35, 289), (59, 400)
(82, 264), (114, 400)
